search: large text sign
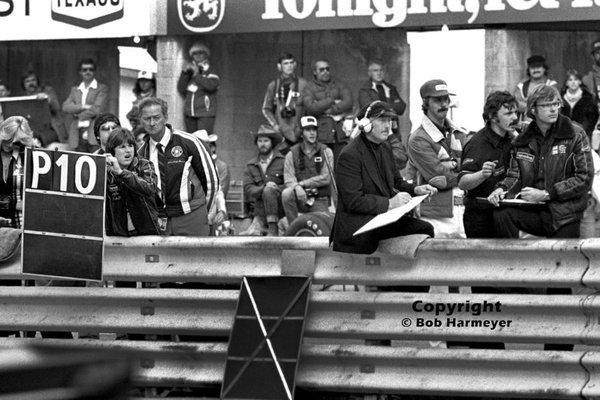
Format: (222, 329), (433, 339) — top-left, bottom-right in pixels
(168, 0), (600, 34)
(22, 148), (106, 281)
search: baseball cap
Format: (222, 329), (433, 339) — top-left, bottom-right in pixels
(526, 55), (546, 66)
(137, 71), (155, 80)
(300, 116), (317, 128)
(420, 79), (455, 98)
(592, 40), (600, 54)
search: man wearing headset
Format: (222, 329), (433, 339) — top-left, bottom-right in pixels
(330, 101), (437, 254)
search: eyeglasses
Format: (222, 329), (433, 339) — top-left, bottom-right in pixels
(81, 68), (95, 72)
(318, 67), (330, 72)
(536, 101), (561, 110)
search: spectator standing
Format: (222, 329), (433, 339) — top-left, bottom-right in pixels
(488, 85), (593, 238)
(137, 97), (219, 236)
(105, 127), (160, 236)
(358, 59), (408, 172)
(407, 79), (468, 238)
(514, 55), (557, 124)
(62, 58), (108, 152)
(303, 59), (353, 161)
(282, 115), (334, 225)
(21, 71), (67, 143)
(330, 101), (436, 254)
(0, 80), (10, 122)
(560, 69), (599, 139)
(582, 39), (600, 105)
(458, 91), (518, 238)
(243, 125), (286, 236)
(126, 71), (156, 133)
(262, 52), (307, 153)
(92, 113), (120, 155)
(177, 43), (220, 135)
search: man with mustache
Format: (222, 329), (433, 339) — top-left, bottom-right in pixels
(21, 71), (67, 144)
(458, 91), (518, 238)
(407, 79), (468, 237)
(243, 125), (286, 236)
(488, 85), (593, 239)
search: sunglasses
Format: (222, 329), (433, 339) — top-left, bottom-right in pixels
(100, 124), (118, 131)
(318, 67), (330, 72)
(81, 68), (95, 72)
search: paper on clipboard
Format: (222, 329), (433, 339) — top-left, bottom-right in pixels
(354, 195), (428, 236)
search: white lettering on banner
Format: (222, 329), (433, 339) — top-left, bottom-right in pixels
(31, 152), (51, 190)
(262, 0), (593, 27)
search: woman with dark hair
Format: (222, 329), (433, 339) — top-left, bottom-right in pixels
(560, 68), (599, 138)
(104, 127), (160, 236)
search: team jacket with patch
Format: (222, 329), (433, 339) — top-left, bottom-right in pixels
(497, 114), (593, 230)
(138, 126), (219, 217)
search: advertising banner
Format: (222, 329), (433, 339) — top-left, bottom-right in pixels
(0, 0), (152, 41)
(22, 148), (106, 281)
(167, 0), (600, 34)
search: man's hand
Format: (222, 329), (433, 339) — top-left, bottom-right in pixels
(520, 187), (547, 202)
(106, 155), (123, 175)
(265, 181), (278, 190)
(35, 93), (49, 101)
(213, 210), (226, 226)
(388, 191), (412, 210)
(487, 188), (506, 207)
(295, 185), (307, 203)
(414, 184), (437, 197)
(481, 160), (496, 179)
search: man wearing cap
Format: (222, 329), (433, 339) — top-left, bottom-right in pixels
(262, 52), (307, 153)
(243, 125), (286, 236)
(282, 115), (334, 225)
(331, 101), (437, 254)
(303, 58), (353, 162)
(177, 42), (220, 135)
(514, 55), (557, 124)
(407, 79), (468, 238)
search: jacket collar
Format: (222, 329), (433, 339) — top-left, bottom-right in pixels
(420, 115), (466, 143)
(247, 150), (284, 166)
(515, 114), (575, 146)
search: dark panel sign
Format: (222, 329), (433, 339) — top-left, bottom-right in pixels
(221, 276), (311, 400)
(168, 0), (600, 34)
(22, 148), (106, 281)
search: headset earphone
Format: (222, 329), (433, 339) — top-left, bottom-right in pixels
(357, 100), (385, 133)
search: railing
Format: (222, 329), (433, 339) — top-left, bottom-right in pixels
(0, 236), (600, 398)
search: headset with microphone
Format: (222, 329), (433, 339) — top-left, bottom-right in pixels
(356, 100), (383, 134)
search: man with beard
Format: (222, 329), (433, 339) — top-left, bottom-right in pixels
(488, 85), (593, 239)
(303, 59), (353, 161)
(458, 91), (518, 238)
(514, 55), (557, 125)
(21, 71), (67, 144)
(282, 115), (334, 225)
(407, 79), (468, 237)
(243, 125), (285, 236)
(137, 97), (219, 236)
(262, 52), (307, 153)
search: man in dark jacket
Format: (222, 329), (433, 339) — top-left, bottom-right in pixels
(303, 59), (353, 162)
(488, 85), (593, 238)
(243, 125), (286, 236)
(330, 101), (436, 254)
(358, 59), (408, 172)
(177, 42), (220, 135)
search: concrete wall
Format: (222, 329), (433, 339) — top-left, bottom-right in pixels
(156, 29), (410, 181)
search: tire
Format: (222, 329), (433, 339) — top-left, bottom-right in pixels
(285, 211), (334, 237)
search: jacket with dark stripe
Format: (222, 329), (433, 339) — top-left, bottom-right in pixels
(138, 125), (219, 217)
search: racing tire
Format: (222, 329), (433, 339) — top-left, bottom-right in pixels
(285, 211), (334, 237)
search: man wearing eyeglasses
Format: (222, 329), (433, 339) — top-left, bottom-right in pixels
(303, 59), (353, 161)
(62, 58), (108, 152)
(488, 85), (593, 238)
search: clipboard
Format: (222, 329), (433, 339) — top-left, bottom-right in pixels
(475, 197), (545, 207)
(354, 195), (428, 236)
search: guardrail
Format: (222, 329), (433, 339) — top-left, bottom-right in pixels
(0, 236), (599, 398)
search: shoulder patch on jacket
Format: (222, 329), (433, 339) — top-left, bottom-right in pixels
(516, 152), (535, 162)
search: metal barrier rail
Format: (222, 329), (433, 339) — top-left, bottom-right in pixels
(1, 236), (599, 289)
(0, 287), (598, 345)
(0, 338), (597, 399)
